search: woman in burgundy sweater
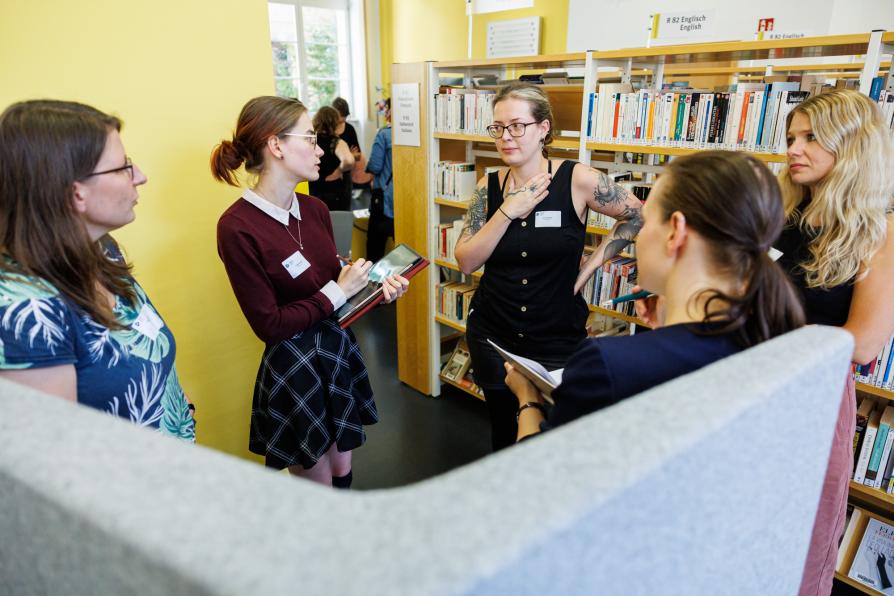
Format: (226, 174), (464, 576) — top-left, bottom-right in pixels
(211, 96), (408, 487)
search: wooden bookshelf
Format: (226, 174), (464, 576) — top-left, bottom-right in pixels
(439, 374), (485, 401)
(856, 383), (894, 401)
(434, 197), (469, 208)
(433, 131), (580, 150)
(435, 259), (483, 278)
(588, 304), (649, 327)
(435, 315), (467, 333)
(850, 481), (894, 513)
(834, 572), (872, 594)
(586, 142), (787, 163)
(586, 226), (611, 236)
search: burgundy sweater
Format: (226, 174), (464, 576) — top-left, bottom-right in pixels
(217, 193), (342, 344)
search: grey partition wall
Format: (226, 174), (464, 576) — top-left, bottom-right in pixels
(1, 326), (852, 595)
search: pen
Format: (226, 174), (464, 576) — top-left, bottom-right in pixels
(601, 289), (653, 308)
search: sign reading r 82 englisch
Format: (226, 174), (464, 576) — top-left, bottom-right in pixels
(651, 10), (716, 42)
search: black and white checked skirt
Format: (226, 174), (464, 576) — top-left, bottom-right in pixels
(249, 318), (378, 470)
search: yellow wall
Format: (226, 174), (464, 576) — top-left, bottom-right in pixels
(379, 0), (569, 89)
(0, 0), (276, 460)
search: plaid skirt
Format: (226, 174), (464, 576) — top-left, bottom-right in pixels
(249, 318), (378, 470)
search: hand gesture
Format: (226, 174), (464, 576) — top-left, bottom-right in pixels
(337, 258), (373, 298)
(381, 274), (409, 303)
(631, 284), (664, 328)
(504, 363), (542, 405)
(500, 172), (551, 221)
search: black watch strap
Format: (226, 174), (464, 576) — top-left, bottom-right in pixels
(516, 401), (547, 423)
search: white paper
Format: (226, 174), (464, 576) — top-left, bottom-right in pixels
(487, 17), (540, 59)
(488, 339), (562, 403)
(391, 83), (420, 147)
(474, 0), (533, 14)
(534, 210), (561, 228)
(651, 10), (716, 43)
(132, 304), (164, 341)
(282, 250), (310, 279)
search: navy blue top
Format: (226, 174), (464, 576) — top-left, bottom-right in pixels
(543, 323), (741, 432)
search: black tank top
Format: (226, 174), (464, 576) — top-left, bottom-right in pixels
(776, 215), (854, 326)
(469, 160), (588, 354)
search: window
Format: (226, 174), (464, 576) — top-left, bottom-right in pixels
(268, 0), (353, 111)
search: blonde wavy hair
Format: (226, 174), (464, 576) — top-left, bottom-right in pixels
(778, 89), (894, 288)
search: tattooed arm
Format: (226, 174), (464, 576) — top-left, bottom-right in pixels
(454, 172), (549, 274)
(571, 165), (644, 293)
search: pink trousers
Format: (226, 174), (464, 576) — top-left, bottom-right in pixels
(798, 373), (856, 596)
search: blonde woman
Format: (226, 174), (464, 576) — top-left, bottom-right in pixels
(776, 89), (894, 595)
(454, 83), (643, 451)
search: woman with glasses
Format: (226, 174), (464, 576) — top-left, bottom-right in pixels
(212, 96), (408, 487)
(454, 83), (644, 451)
(308, 105), (355, 211)
(0, 100), (195, 440)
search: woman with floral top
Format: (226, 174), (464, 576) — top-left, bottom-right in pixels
(0, 100), (195, 441)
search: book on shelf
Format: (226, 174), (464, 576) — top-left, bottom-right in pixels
(866, 405), (894, 488)
(855, 405), (883, 485)
(434, 89), (495, 136)
(856, 333), (894, 391)
(487, 339), (563, 404)
(848, 516), (894, 592)
(437, 219), (464, 263)
(336, 244), (429, 328)
(434, 161), (476, 201)
(436, 281), (475, 324)
(855, 397), (878, 469)
(837, 505), (865, 574)
(442, 339), (472, 382)
(581, 256), (637, 317)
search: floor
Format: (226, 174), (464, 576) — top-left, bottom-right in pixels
(348, 301), (492, 490)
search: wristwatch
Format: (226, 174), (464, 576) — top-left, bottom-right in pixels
(516, 401), (547, 423)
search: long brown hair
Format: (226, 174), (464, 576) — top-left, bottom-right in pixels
(210, 96), (309, 187)
(659, 151), (805, 347)
(0, 100), (136, 328)
(313, 106), (340, 136)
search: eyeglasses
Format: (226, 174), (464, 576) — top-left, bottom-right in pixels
(281, 133), (317, 148)
(82, 157), (134, 180)
(486, 122), (539, 139)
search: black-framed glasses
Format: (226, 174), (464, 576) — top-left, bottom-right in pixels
(486, 121), (539, 139)
(83, 157), (134, 180)
(281, 133), (318, 148)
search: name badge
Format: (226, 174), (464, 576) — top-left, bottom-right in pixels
(768, 247), (783, 262)
(282, 250), (311, 279)
(132, 304), (165, 341)
(534, 211), (561, 228)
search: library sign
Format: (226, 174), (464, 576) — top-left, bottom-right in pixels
(392, 83), (421, 147)
(650, 9), (716, 42)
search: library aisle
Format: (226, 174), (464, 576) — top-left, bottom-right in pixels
(350, 303), (491, 489)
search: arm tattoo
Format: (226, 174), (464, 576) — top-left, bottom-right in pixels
(591, 168), (627, 207)
(602, 205), (643, 262)
(460, 186), (488, 238)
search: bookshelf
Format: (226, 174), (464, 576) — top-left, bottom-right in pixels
(396, 31), (894, 401)
(857, 382), (894, 402)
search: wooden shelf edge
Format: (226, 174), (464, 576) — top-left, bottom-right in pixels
(585, 142), (787, 162)
(435, 315), (467, 333)
(586, 226), (611, 236)
(435, 197), (470, 208)
(588, 304), (649, 327)
(434, 131), (580, 150)
(439, 374), (485, 401)
(849, 480), (894, 510)
(856, 383), (894, 401)
(434, 259), (482, 278)
(834, 571), (874, 594)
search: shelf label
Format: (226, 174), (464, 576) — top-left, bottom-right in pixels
(392, 83), (420, 147)
(486, 16), (540, 59)
(474, 0), (533, 14)
(650, 9), (716, 43)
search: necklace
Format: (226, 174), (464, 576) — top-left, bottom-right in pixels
(252, 186), (304, 250)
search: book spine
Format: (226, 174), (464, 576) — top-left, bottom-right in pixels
(875, 429), (894, 489)
(866, 423), (890, 484)
(855, 424), (878, 484)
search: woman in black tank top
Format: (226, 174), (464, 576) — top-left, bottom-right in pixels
(776, 90), (894, 595)
(309, 106), (354, 211)
(454, 83), (644, 451)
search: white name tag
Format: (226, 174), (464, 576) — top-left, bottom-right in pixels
(282, 250), (311, 279)
(132, 304), (164, 341)
(768, 247), (783, 262)
(534, 210), (561, 228)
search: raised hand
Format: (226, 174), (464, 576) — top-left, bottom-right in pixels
(500, 172), (551, 221)
(631, 284), (664, 328)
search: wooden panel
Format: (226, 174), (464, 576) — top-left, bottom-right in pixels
(392, 62), (431, 395)
(857, 383), (894, 402)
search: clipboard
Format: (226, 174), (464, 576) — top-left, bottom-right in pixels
(335, 243), (429, 329)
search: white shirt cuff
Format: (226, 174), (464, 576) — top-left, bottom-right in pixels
(321, 280), (347, 310)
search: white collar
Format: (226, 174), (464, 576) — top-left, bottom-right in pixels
(242, 188), (301, 225)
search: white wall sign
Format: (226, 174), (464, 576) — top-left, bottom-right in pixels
(651, 9), (717, 43)
(391, 83), (420, 147)
(487, 16), (540, 58)
(474, 0), (533, 14)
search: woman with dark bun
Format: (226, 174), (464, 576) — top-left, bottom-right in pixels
(211, 96), (408, 487)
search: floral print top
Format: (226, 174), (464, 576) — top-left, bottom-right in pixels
(0, 255), (195, 441)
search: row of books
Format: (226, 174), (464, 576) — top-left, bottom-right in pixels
(433, 89), (496, 137)
(585, 82), (809, 153)
(856, 333), (894, 391)
(434, 161), (477, 201)
(874, 90), (894, 131)
(436, 281), (476, 325)
(587, 210), (617, 230)
(437, 219), (464, 263)
(837, 506), (894, 592)
(581, 256), (637, 316)
(853, 396), (894, 493)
